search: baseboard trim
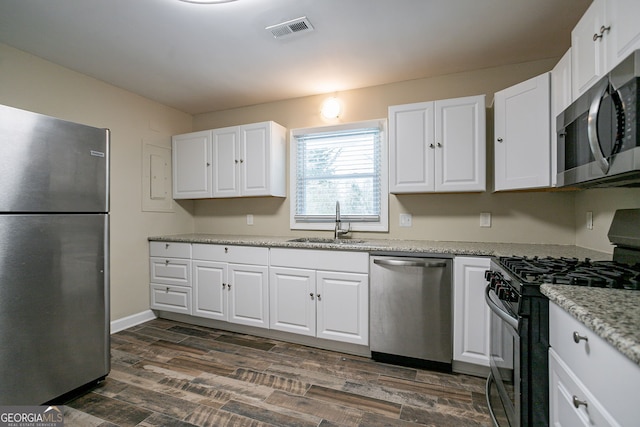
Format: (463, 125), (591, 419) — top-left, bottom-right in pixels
(110, 310), (156, 334)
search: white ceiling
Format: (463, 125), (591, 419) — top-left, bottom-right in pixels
(0, 0), (591, 115)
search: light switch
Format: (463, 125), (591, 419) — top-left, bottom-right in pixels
(399, 213), (412, 227)
(480, 212), (491, 228)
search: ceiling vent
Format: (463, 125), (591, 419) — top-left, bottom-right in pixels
(266, 17), (314, 39)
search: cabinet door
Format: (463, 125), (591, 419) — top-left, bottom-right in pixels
(172, 131), (212, 199)
(269, 267), (316, 336)
(572, 0), (607, 99)
(551, 49), (573, 187)
(212, 126), (240, 197)
(389, 102), (435, 193)
(240, 122), (270, 197)
(435, 95), (486, 192)
(192, 260), (227, 321)
(606, 0), (640, 69)
(316, 271), (368, 345)
(494, 72), (551, 191)
(453, 257), (491, 366)
(228, 263), (269, 328)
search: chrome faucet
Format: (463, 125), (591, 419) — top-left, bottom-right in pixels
(334, 201), (351, 239)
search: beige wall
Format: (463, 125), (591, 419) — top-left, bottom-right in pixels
(192, 58), (585, 246)
(0, 43), (195, 321)
(574, 188), (640, 253)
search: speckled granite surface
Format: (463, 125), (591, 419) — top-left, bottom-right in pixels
(148, 233), (612, 260)
(541, 285), (640, 366)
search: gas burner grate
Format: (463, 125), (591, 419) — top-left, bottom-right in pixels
(498, 256), (640, 290)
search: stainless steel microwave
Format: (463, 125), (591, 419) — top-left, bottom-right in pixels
(557, 50), (640, 188)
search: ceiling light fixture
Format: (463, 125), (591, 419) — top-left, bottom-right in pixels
(178, 0), (238, 4)
(321, 97), (342, 120)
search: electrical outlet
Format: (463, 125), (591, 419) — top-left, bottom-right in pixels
(586, 211), (593, 230)
(399, 213), (412, 227)
(480, 212), (491, 228)
(247, 214), (254, 225)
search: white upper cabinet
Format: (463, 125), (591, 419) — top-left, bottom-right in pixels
(572, 0), (640, 99)
(172, 121), (286, 199)
(551, 49), (573, 187)
(494, 72), (551, 191)
(172, 130), (212, 199)
(389, 94), (486, 193)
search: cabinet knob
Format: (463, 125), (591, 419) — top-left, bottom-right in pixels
(165, 259), (170, 265)
(165, 243), (170, 249)
(235, 159), (239, 164)
(573, 331), (588, 343)
(222, 283), (226, 289)
(240, 159), (244, 163)
(206, 162), (211, 166)
(572, 396), (588, 409)
(225, 247), (228, 253)
(316, 293), (321, 301)
(593, 33), (603, 41)
(165, 287), (170, 293)
(497, 137), (503, 143)
(437, 142), (442, 148)
(228, 284), (232, 290)
(429, 143), (435, 148)
(310, 292), (314, 300)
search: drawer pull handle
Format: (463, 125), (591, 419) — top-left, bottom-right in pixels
(165, 260), (170, 265)
(573, 331), (588, 343)
(165, 243), (170, 249)
(572, 396), (588, 409)
(165, 287), (170, 293)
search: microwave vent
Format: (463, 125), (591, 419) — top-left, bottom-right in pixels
(266, 17), (314, 39)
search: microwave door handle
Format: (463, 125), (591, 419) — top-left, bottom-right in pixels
(587, 79), (611, 174)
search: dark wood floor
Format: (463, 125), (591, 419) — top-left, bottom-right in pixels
(64, 318), (492, 426)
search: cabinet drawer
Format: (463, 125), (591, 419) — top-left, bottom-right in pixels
(150, 257), (191, 286)
(149, 241), (191, 258)
(549, 348), (616, 427)
(270, 248), (369, 273)
(150, 284), (191, 314)
(549, 302), (640, 426)
(192, 244), (269, 265)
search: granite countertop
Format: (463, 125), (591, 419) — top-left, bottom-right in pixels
(148, 233), (612, 260)
(541, 285), (640, 366)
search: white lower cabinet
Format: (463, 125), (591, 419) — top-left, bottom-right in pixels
(549, 301), (640, 427)
(269, 249), (369, 346)
(191, 244), (269, 328)
(453, 256), (491, 367)
(149, 242), (192, 314)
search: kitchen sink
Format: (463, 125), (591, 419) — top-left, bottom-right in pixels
(287, 237), (366, 245)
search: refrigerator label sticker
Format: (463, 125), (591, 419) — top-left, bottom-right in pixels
(90, 150), (105, 158)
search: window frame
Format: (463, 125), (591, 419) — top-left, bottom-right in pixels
(289, 119), (389, 232)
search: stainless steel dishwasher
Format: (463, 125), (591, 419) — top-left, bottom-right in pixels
(370, 255), (453, 371)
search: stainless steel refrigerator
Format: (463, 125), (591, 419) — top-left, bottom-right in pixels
(0, 104), (110, 405)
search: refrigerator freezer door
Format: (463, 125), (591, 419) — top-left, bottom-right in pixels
(0, 214), (110, 405)
(0, 104), (109, 213)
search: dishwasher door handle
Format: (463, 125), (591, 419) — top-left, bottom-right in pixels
(373, 258), (447, 268)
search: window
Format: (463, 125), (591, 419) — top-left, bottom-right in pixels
(290, 119), (388, 231)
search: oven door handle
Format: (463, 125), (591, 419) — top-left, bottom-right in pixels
(485, 285), (518, 331)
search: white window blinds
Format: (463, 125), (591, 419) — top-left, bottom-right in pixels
(294, 126), (382, 222)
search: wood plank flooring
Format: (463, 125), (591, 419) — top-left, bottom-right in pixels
(63, 318), (492, 426)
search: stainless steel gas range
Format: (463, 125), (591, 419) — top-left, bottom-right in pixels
(484, 209), (640, 427)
